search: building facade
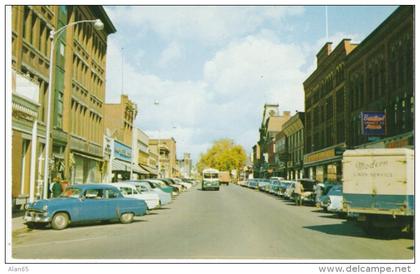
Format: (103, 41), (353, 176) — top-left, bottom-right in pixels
(281, 112), (305, 179)
(149, 138), (178, 178)
(254, 104), (291, 178)
(303, 39), (357, 182)
(104, 95), (148, 180)
(273, 131), (287, 178)
(133, 128), (158, 178)
(345, 6), (414, 150)
(11, 6), (115, 206)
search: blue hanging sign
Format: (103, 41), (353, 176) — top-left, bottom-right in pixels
(361, 112), (386, 136)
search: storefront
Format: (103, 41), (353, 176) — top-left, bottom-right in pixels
(11, 71), (43, 208)
(71, 152), (102, 184)
(303, 145), (345, 182)
(111, 140), (148, 181)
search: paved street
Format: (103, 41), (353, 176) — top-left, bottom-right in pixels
(12, 184), (413, 260)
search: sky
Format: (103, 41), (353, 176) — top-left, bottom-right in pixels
(103, 5), (398, 163)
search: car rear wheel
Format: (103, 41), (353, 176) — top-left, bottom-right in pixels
(51, 212), (69, 230)
(120, 212), (134, 224)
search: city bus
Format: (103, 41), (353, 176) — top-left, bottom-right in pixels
(202, 168), (220, 191)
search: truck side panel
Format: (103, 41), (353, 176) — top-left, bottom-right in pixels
(343, 149), (414, 216)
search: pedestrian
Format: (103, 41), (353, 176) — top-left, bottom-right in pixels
(51, 177), (63, 198)
(315, 182), (325, 207)
(294, 180), (304, 206)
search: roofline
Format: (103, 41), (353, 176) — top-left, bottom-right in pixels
(92, 6), (117, 34)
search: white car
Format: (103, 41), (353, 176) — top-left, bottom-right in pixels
(172, 178), (192, 189)
(125, 180), (172, 205)
(106, 183), (160, 210)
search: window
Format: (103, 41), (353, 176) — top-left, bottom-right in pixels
(336, 89), (344, 114)
(85, 189), (103, 199)
(105, 189), (120, 199)
(326, 96), (333, 120)
(30, 13), (37, 46)
(120, 187), (133, 195)
(23, 6), (30, 40)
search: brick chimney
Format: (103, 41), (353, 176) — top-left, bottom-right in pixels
(316, 42), (333, 67)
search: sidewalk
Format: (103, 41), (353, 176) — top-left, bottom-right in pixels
(12, 211), (28, 234)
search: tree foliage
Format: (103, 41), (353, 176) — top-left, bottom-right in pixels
(197, 138), (247, 175)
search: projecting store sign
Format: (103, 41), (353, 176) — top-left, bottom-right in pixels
(361, 112), (386, 136)
(114, 141), (132, 162)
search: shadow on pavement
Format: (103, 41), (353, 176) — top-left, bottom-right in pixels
(317, 214), (347, 220)
(303, 221), (412, 240)
(154, 207), (170, 210)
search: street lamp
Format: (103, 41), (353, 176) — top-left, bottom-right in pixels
(42, 19), (104, 199)
(154, 100), (161, 178)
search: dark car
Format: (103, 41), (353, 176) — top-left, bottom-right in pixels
(294, 178), (317, 205)
(24, 184), (148, 230)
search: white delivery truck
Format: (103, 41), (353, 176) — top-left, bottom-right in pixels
(342, 148), (414, 236)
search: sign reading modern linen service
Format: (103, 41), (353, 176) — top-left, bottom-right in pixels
(361, 112), (386, 136)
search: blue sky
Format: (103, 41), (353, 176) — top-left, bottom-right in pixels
(104, 5), (398, 162)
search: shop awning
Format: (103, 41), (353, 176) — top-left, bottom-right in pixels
(139, 163), (158, 175)
(112, 159), (149, 175)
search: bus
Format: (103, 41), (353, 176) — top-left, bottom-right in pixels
(202, 168), (220, 191)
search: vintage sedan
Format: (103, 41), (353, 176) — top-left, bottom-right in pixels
(106, 182), (160, 209)
(24, 184), (148, 230)
(319, 184), (344, 214)
(125, 180), (172, 205)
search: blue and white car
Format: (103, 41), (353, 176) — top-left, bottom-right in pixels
(24, 184), (148, 230)
(320, 185), (344, 213)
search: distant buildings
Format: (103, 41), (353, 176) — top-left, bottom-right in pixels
(178, 153), (192, 178)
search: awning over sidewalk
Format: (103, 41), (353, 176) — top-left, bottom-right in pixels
(112, 159), (149, 175)
(139, 163), (158, 175)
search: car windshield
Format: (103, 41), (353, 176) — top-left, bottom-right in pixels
(60, 187), (82, 198)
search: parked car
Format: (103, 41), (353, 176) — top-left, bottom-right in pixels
(268, 178), (282, 195)
(150, 179), (179, 196)
(319, 184), (343, 214)
(162, 178), (185, 192)
(295, 178), (317, 205)
(125, 180), (172, 205)
(278, 181), (294, 197)
(315, 182), (336, 207)
(172, 178), (192, 189)
(283, 181), (296, 200)
(106, 183), (160, 209)
(24, 184), (148, 230)
(257, 179), (271, 192)
(247, 179), (258, 189)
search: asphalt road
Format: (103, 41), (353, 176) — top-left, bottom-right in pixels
(12, 184), (414, 260)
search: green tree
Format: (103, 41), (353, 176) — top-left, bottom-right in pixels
(197, 138), (247, 176)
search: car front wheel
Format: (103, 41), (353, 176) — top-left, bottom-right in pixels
(120, 212), (134, 224)
(51, 212), (69, 230)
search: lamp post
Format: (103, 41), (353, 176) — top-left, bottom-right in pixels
(154, 100), (161, 178)
(42, 19), (104, 199)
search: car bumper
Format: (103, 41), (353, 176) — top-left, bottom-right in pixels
(24, 212), (50, 223)
(146, 200), (160, 209)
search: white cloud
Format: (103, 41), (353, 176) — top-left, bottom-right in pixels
(106, 34), (308, 162)
(204, 35), (306, 110)
(157, 42), (183, 68)
(106, 6), (304, 45)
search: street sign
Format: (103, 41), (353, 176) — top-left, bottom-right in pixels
(361, 112), (386, 136)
